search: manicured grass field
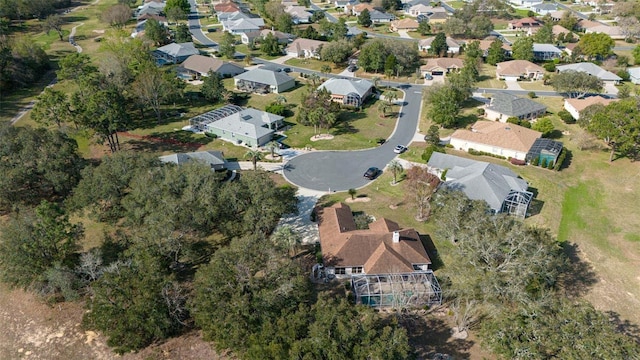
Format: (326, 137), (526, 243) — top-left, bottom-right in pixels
(285, 58), (339, 73)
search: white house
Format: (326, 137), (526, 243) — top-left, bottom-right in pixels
(563, 96), (618, 120)
(286, 38), (327, 58)
(629, 67), (640, 85)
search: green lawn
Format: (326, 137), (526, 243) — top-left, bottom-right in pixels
(518, 81), (554, 91)
(446, 1), (466, 9)
(285, 58), (339, 73)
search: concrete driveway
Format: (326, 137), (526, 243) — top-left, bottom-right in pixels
(283, 84), (423, 192)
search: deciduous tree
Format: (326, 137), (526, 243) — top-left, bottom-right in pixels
(101, 4), (131, 28)
(358, 9), (371, 27)
(550, 70), (603, 98)
(31, 87), (71, 128)
(165, 0), (190, 15)
(430, 32), (448, 56)
(133, 65), (185, 121)
(486, 39), (505, 65)
(404, 166), (440, 221)
(425, 84), (461, 128)
(219, 31), (236, 59)
(578, 32), (614, 60)
(511, 36), (534, 61)
(43, 14), (64, 41)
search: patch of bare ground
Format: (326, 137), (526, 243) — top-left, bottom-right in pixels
(345, 196), (371, 203)
(0, 283), (225, 360)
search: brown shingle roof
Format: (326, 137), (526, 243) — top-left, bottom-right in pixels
(451, 121), (541, 153)
(564, 96), (618, 113)
(392, 18), (419, 30)
(420, 58), (463, 71)
(181, 54), (244, 75)
(214, 2), (240, 12)
(318, 203), (431, 273)
(496, 60), (544, 77)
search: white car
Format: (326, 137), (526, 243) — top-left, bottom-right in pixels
(393, 145), (407, 154)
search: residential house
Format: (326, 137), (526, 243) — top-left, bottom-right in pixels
(135, 1), (165, 19)
(334, 0), (356, 8)
(575, 19), (601, 32)
(426, 11), (448, 24)
(532, 43), (562, 61)
(137, 13), (167, 23)
(159, 151), (227, 171)
(317, 78), (373, 107)
(406, 4), (447, 17)
(549, 10), (565, 22)
(418, 36), (461, 54)
(507, 0), (543, 7)
(484, 93), (547, 122)
(550, 24), (573, 38)
(213, 1), (241, 13)
(628, 67), (640, 85)
(563, 96), (618, 120)
(427, 152), (533, 217)
(563, 42), (578, 56)
(241, 29), (293, 45)
(508, 17), (542, 31)
(179, 55), (246, 79)
(420, 58), (464, 77)
(585, 24), (625, 39)
(189, 105), (284, 147)
(449, 120), (542, 161)
(153, 42), (200, 64)
(532, 2), (557, 15)
(221, 12), (265, 34)
(556, 62), (622, 84)
(286, 38), (327, 58)
(285, 5), (312, 24)
(370, 10), (395, 23)
(496, 60), (544, 81)
(234, 68), (295, 94)
(390, 18), (419, 32)
(348, 3), (375, 16)
(318, 202), (432, 278)
(477, 39), (511, 57)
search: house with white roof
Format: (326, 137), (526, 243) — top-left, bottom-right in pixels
(556, 62), (622, 84)
(317, 78), (373, 107)
(628, 67), (640, 85)
(286, 38), (327, 58)
(153, 42), (200, 64)
(159, 151), (227, 171)
(532, 43), (563, 61)
(563, 96), (618, 120)
(189, 105), (284, 147)
(532, 2), (557, 15)
(221, 12), (265, 34)
(285, 5), (312, 24)
(585, 24), (625, 39)
(418, 36), (461, 54)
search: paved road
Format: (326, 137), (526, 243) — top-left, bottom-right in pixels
(555, 2), (589, 21)
(283, 84), (422, 191)
(310, 2), (338, 23)
(187, 0), (218, 49)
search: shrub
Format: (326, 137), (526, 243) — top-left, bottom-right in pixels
(440, 168), (448, 180)
(477, 108), (485, 116)
(509, 157), (526, 166)
(558, 110), (576, 124)
(547, 159), (555, 169)
(204, 132), (218, 138)
(528, 91), (537, 99)
(543, 62), (556, 72)
(265, 102), (286, 116)
(468, 148), (507, 160)
(531, 156), (539, 166)
(422, 144), (444, 162)
(540, 158), (548, 168)
(616, 70), (630, 82)
(554, 148), (568, 171)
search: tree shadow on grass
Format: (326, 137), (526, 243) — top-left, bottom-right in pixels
(456, 113), (479, 128)
(399, 313), (474, 360)
(605, 310), (640, 344)
(526, 187), (544, 217)
(559, 242), (598, 298)
(420, 234), (444, 271)
(332, 111), (366, 135)
(122, 131), (213, 153)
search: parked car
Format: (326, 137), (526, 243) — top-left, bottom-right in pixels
(347, 65), (357, 72)
(393, 145), (407, 154)
(424, 74), (433, 80)
(363, 167), (379, 180)
(282, 67), (292, 73)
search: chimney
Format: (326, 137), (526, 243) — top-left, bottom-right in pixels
(392, 231), (400, 243)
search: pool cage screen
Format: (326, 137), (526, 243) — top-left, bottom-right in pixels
(500, 189), (533, 219)
(189, 104), (244, 132)
(351, 271), (442, 309)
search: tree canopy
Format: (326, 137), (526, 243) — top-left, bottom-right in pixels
(550, 70), (603, 99)
(578, 32), (614, 60)
(511, 36), (534, 61)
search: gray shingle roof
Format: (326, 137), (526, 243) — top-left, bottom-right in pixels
(487, 93), (547, 117)
(234, 68), (294, 86)
(156, 42), (199, 58)
(205, 108), (283, 140)
(556, 62), (623, 81)
(369, 9), (395, 20)
(318, 78), (373, 98)
(533, 43), (562, 53)
(427, 152), (529, 212)
(159, 151), (226, 168)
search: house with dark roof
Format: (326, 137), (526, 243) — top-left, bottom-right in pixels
(532, 2), (558, 15)
(179, 55), (245, 79)
(234, 68), (295, 93)
(189, 105), (284, 147)
(241, 29), (293, 45)
(317, 78), (373, 107)
(159, 151), (227, 171)
(526, 138), (563, 166)
(427, 152), (533, 217)
(556, 62), (623, 84)
(485, 93), (547, 122)
(154, 42), (200, 64)
(496, 60), (545, 81)
(318, 202), (432, 278)
(508, 17), (542, 31)
(369, 9), (395, 23)
(450, 121), (542, 161)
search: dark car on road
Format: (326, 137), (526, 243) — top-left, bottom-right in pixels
(363, 167), (379, 180)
